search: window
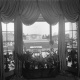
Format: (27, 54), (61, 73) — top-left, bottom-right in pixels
(23, 22), (58, 55)
(65, 22), (77, 51)
(22, 22), (59, 69)
(65, 22), (78, 68)
(52, 23), (58, 53)
(2, 22), (15, 72)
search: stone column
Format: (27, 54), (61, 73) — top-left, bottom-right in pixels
(77, 18), (80, 77)
(58, 16), (66, 71)
(0, 16), (5, 80)
(14, 16), (23, 76)
(50, 24), (53, 49)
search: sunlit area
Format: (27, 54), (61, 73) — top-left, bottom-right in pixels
(23, 22), (58, 58)
(2, 22), (77, 74)
(65, 22), (77, 68)
(2, 22), (15, 72)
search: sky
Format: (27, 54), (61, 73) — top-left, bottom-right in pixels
(1, 22), (76, 35)
(23, 22), (59, 35)
(2, 22), (14, 31)
(22, 22), (70, 35)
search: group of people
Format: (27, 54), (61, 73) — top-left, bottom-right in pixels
(66, 49), (77, 68)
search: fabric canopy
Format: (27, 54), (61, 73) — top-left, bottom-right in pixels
(0, 0), (19, 23)
(0, 0), (80, 24)
(38, 0), (59, 25)
(59, 0), (80, 22)
(20, 0), (40, 25)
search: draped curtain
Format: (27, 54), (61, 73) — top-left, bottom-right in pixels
(59, 0), (80, 22)
(0, 0), (19, 23)
(38, 0), (60, 25)
(0, 0), (40, 25)
(0, 0), (80, 78)
(20, 0), (40, 25)
(0, 0), (80, 24)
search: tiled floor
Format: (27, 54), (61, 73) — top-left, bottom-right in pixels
(10, 73), (80, 80)
(28, 74), (79, 80)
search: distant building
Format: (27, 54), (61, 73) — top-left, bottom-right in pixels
(2, 32), (14, 47)
(26, 34), (42, 40)
(3, 32), (14, 41)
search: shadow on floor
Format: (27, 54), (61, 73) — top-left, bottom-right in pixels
(9, 73), (79, 80)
